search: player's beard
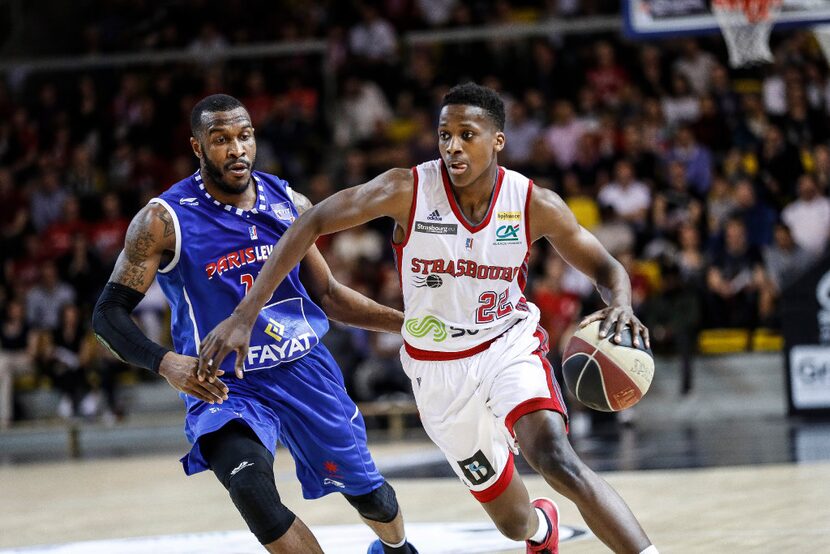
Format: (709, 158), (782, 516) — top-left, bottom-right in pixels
(201, 150), (254, 195)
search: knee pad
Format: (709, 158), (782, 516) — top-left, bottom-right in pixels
(211, 448), (295, 545)
(343, 481), (399, 523)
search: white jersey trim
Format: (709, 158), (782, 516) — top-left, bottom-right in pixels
(149, 198), (181, 274)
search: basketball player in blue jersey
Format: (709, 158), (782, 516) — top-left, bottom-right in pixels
(201, 84), (659, 554)
(92, 94), (417, 554)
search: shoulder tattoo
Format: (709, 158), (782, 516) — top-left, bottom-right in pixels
(111, 215), (158, 289)
(158, 210), (175, 237)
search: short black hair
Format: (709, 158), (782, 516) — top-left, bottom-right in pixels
(441, 83), (506, 131)
(190, 94), (246, 137)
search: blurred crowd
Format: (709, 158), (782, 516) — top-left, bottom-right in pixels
(2, 1), (830, 426)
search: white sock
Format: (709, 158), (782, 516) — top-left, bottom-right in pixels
(639, 546), (659, 554)
(529, 507), (550, 543)
(380, 537), (407, 549)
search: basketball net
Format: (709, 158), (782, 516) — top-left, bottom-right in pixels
(712, 0), (783, 67)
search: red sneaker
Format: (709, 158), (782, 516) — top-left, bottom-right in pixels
(526, 498), (560, 554)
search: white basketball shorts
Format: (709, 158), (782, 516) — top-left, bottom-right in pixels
(400, 304), (568, 502)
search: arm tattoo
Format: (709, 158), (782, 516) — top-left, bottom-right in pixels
(292, 191), (313, 214)
(111, 218), (157, 289)
(158, 210), (175, 237)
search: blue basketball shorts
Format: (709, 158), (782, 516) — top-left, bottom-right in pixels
(180, 344), (384, 499)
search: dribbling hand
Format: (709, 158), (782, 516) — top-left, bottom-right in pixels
(578, 305), (651, 349)
(198, 312), (253, 381)
(158, 352), (229, 404)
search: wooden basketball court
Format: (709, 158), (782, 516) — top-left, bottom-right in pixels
(1, 439), (828, 553)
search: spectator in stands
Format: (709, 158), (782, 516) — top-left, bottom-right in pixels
(634, 45), (668, 98)
(811, 143), (830, 192)
(781, 173), (830, 255)
(598, 159), (651, 233)
(25, 261), (75, 332)
(334, 74), (393, 148)
(502, 101), (542, 167)
(0, 299), (34, 428)
(764, 222), (815, 296)
(586, 40), (629, 108)
(349, 4), (398, 64)
(544, 100), (586, 170)
(65, 144), (104, 198)
(673, 39), (718, 96)
(676, 223), (706, 289)
(662, 72), (700, 127)
(706, 174), (736, 237)
(45, 303), (93, 419)
(665, 125), (713, 196)
(642, 260), (701, 395)
(41, 195), (88, 260)
(652, 161), (702, 239)
(758, 124), (803, 206)
(90, 192), (129, 265)
(59, 233), (105, 310)
(529, 256), (582, 356)
(0, 167), (28, 248)
(561, 172), (600, 230)
(734, 93), (770, 148)
(30, 168), (68, 232)
(705, 217), (768, 328)
(730, 178), (776, 249)
(620, 123), (659, 186)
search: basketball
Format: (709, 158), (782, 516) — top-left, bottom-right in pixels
(562, 320), (654, 412)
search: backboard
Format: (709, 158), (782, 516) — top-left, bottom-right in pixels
(624, 0), (830, 38)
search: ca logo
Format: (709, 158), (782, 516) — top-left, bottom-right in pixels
(495, 224), (520, 243)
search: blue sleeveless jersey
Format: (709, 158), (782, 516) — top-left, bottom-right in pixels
(152, 171), (329, 373)
(151, 171), (383, 498)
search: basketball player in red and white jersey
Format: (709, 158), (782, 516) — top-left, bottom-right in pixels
(200, 83), (658, 554)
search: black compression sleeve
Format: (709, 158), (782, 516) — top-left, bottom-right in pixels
(92, 282), (171, 372)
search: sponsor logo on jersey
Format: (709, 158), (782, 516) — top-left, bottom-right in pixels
(205, 244), (274, 279)
(179, 197), (199, 206)
(495, 224), (521, 244)
(245, 297), (320, 370)
(271, 201), (295, 222)
(497, 211), (521, 221)
(414, 221), (458, 235)
(458, 450), (495, 486)
(405, 316), (448, 342)
(323, 478), (346, 488)
(413, 274), (443, 288)
(410, 258), (520, 282)
(427, 209), (442, 221)
(249, 225), (258, 240)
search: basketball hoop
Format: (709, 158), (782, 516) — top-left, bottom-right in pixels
(712, 0), (783, 67)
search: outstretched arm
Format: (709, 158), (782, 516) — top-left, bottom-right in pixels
(197, 168), (414, 379)
(300, 245), (403, 333)
(291, 190), (403, 334)
(529, 186), (649, 348)
(92, 203), (229, 403)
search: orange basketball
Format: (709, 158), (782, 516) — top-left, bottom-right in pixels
(562, 320), (654, 412)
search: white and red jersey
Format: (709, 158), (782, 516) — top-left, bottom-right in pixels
(394, 159), (534, 361)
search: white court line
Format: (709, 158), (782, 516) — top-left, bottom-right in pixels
(0, 522), (590, 554)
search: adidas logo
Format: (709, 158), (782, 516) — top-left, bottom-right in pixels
(427, 210), (442, 221)
(230, 460), (254, 476)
